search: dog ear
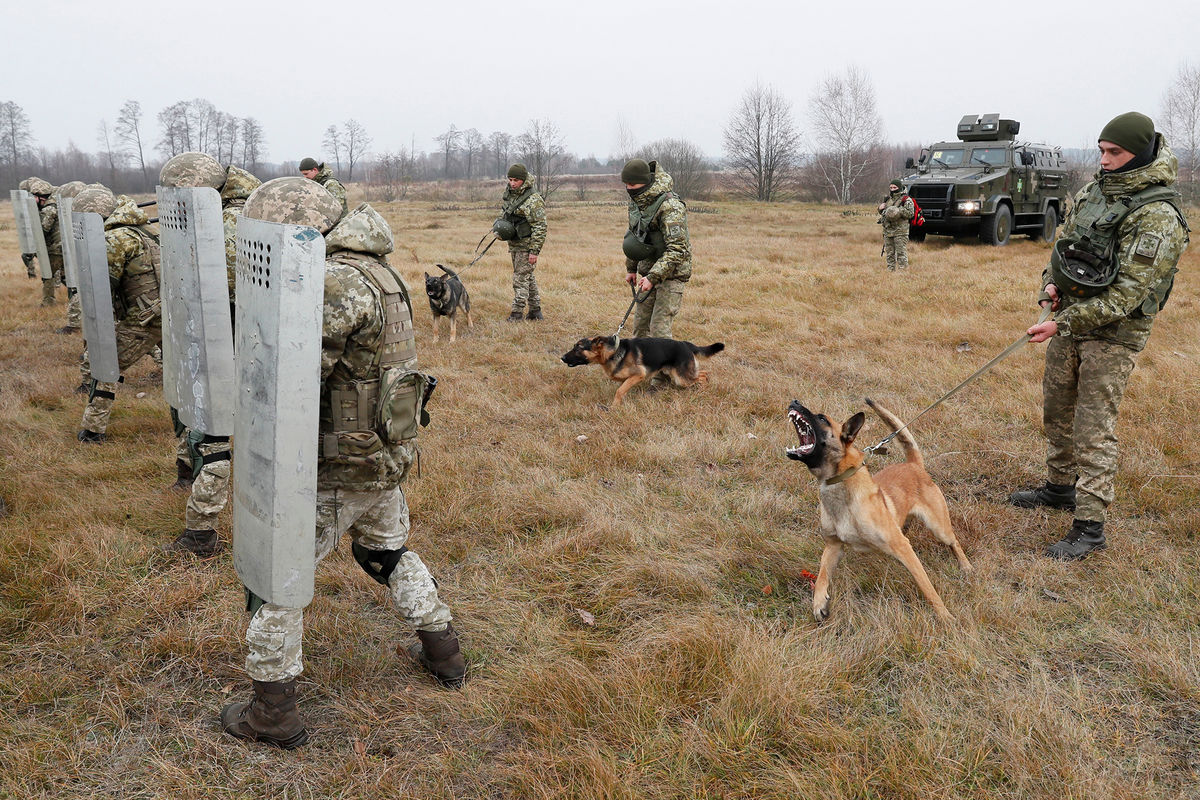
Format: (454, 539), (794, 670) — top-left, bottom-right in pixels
(424, 271), (430, 278)
(841, 412), (865, 444)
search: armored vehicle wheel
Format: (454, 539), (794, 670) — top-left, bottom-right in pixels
(981, 205), (1012, 246)
(1032, 206), (1058, 242)
(908, 227), (926, 242)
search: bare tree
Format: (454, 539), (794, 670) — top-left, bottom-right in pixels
(240, 117), (266, 173)
(156, 101), (191, 157)
(114, 100), (148, 185)
(1161, 62), (1200, 204)
(322, 124), (343, 172)
(516, 118), (568, 201)
(343, 119), (371, 181)
(723, 82), (802, 201)
(488, 131), (512, 177)
(434, 124), (460, 178)
(614, 117), (639, 163)
(0, 101), (35, 180)
(96, 119), (125, 188)
(462, 128), (484, 179)
(807, 66), (883, 204)
(638, 137), (710, 200)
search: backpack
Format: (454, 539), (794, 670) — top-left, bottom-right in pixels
(904, 195), (925, 228)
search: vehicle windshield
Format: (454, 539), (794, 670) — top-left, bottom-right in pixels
(928, 148), (965, 167)
(969, 147), (1010, 166)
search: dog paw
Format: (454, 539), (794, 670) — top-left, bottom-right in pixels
(813, 604), (830, 623)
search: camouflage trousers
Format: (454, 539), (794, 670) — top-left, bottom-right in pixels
(243, 486), (454, 682)
(176, 434), (231, 531)
(41, 254), (64, 305)
(883, 232), (909, 270)
(22, 253), (36, 278)
(510, 249), (541, 313)
(1042, 336), (1140, 522)
(632, 279), (685, 339)
(80, 323), (163, 434)
(65, 289), (81, 329)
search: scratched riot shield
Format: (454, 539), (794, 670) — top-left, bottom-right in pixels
(10, 190), (34, 255)
(24, 194), (52, 280)
(232, 216), (324, 608)
(72, 212), (120, 382)
(157, 185), (234, 436)
(58, 196), (79, 290)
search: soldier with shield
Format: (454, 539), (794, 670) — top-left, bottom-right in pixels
(221, 178), (465, 750)
(55, 180), (88, 334)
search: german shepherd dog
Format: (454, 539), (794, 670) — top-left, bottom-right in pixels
(424, 264), (472, 343)
(560, 335), (724, 405)
(785, 398), (971, 623)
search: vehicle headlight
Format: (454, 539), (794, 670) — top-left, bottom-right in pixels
(956, 200), (981, 214)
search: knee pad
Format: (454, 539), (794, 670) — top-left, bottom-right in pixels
(352, 541), (408, 586)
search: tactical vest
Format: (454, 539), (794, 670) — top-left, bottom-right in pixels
(1050, 182), (1188, 314)
(118, 225), (162, 325)
(623, 191), (677, 262)
(494, 187), (533, 241)
(323, 254), (420, 445)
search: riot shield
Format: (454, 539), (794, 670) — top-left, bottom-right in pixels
(157, 185), (234, 436)
(10, 190), (34, 254)
(58, 196), (79, 290)
(232, 216), (324, 609)
(73, 212), (120, 382)
(25, 194), (52, 280)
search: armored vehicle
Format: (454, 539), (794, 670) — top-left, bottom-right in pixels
(903, 114), (1068, 246)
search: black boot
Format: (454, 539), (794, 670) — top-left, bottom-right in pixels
(526, 307), (544, 321)
(1045, 519), (1106, 560)
(57, 326), (80, 335)
(506, 310), (524, 323)
(1009, 481), (1076, 511)
(160, 529), (222, 558)
(171, 459), (195, 492)
(77, 429), (106, 444)
(407, 623), (466, 688)
(221, 679), (309, 749)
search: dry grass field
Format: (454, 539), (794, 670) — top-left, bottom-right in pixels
(0, 190), (1197, 799)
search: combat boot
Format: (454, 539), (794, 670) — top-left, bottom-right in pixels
(73, 382), (90, 396)
(506, 310), (524, 323)
(221, 679), (309, 749)
(77, 429), (105, 444)
(407, 623), (466, 688)
(170, 459), (195, 492)
(1045, 519), (1106, 560)
(1009, 481), (1076, 511)
(160, 528), (222, 558)
(526, 308), (544, 321)
(57, 326), (80, 335)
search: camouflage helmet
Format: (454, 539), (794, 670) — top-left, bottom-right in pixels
(325, 203), (394, 256)
(159, 152), (226, 189)
(17, 179), (29, 191)
(243, 176), (342, 234)
(57, 180), (87, 199)
(74, 186), (118, 218)
(27, 177), (54, 197)
(220, 165), (262, 202)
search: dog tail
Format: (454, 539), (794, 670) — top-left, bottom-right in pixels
(437, 263), (459, 277)
(692, 342), (725, 359)
(864, 397), (922, 467)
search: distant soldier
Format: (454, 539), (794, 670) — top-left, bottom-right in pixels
(27, 177), (64, 305)
(221, 180), (465, 750)
(298, 157), (347, 217)
(878, 179), (915, 271)
(495, 163), (547, 321)
(17, 178), (36, 278)
(56, 181), (89, 334)
(1010, 112), (1189, 559)
(75, 189), (163, 443)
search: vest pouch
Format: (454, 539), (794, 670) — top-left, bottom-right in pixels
(321, 430), (388, 467)
(377, 367), (435, 444)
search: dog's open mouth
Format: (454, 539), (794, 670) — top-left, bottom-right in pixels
(786, 407), (815, 460)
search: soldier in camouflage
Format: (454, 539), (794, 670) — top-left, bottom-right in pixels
(56, 181), (88, 333)
(299, 157), (348, 218)
(27, 178), (65, 306)
(17, 179), (38, 279)
(878, 179), (915, 271)
(222, 183), (465, 750)
(75, 190), (163, 443)
(1010, 112), (1189, 559)
(499, 163), (548, 321)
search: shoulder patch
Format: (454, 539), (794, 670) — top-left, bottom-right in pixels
(1133, 232), (1161, 265)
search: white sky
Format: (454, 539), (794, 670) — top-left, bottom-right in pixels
(10, 0), (1198, 164)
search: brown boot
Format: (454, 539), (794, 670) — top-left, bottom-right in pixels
(221, 679), (309, 749)
(171, 459), (194, 492)
(160, 528), (222, 558)
(407, 623), (467, 688)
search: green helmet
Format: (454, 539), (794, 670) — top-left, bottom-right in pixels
(622, 229), (665, 262)
(1048, 238), (1117, 299)
(243, 176), (342, 234)
(57, 180), (87, 199)
(74, 186), (118, 218)
(492, 217), (518, 240)
(160, 152), (226, 189)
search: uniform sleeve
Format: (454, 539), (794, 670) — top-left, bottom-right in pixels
(1055, 203), (1187, 336)
(105, 229), (143, 283)
(523, 193), (547, 254)
(40, 203), (57, 233)
(646, 199), (691, 284)
(901, 197), (915, 221)
(320, 268), (375, 381)
(327, 180), (348, 214)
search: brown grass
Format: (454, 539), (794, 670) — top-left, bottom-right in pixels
(0, 196), (1198, 799)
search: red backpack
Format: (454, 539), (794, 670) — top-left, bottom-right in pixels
(904, 194), (925, 227)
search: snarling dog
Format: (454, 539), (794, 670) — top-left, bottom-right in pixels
(424, 264), (472, 343)
(785, 398), (971, 623)
(561, 335), (724, 405)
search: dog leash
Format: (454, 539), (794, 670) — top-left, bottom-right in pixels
(454, 232), (498, 276)
(613, 283), (649, 344)
(862, 305), (1054, 455)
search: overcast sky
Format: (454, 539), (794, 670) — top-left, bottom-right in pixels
(10, 0), (1198, 165)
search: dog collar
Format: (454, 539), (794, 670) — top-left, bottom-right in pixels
(824, 464), (862, 485)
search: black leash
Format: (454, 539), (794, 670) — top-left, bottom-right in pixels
(613, 283), (649, 343)
(454, 232), (498, 276)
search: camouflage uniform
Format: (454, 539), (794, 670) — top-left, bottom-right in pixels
(79, 198), (163, 436)
(17, 179), (36, 278)
(880, 191), (915, 270)
(242, 205), (454, 683)
(501, 182), (547, 315)
(1038, 139), (1189, 523)
(311, 164), (348, 218)
(38, 196), (65, 305)
(625, 163), (692, 341)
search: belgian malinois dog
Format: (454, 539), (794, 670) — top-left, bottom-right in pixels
(785, 398), (971, 623)
(560, 335), (724, 406)
(424, 264), (472, 344)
